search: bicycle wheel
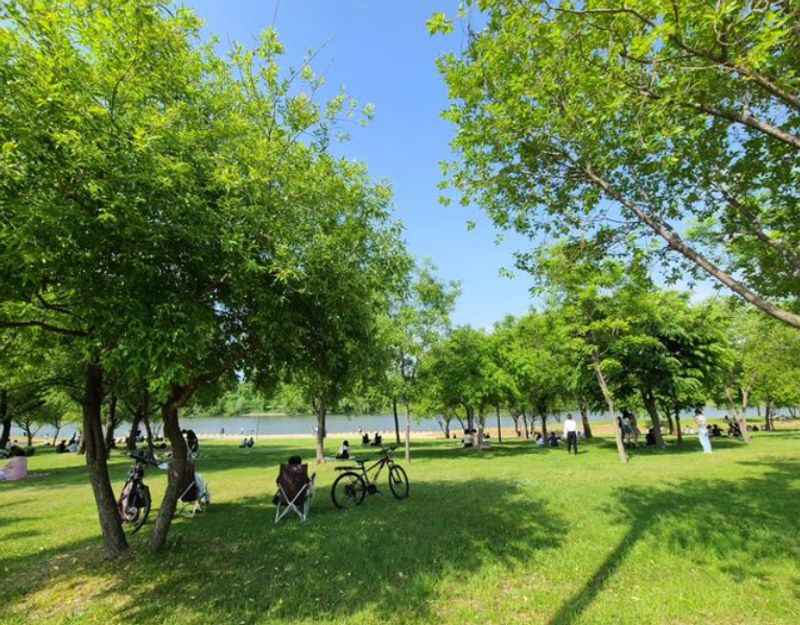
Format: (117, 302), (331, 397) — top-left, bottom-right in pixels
(388, 465), (409, 500)
(331, 471), (367, 510)
(125, 484), (151, 534)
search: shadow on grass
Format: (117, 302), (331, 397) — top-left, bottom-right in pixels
(1, 477), (564, 625)
(547, 457), (800, 625)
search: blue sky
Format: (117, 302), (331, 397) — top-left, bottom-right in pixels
(184, 0), (536, 328)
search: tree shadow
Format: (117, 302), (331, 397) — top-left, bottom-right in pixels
(547, 457), (800, 625)
(1, 477), (565, 625)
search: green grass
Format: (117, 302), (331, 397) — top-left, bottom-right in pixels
(1, 431), (799, 625)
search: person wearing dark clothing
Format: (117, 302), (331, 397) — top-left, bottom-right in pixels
(182, 429), (199, 454)
(563, 415), (579, 455)
(646, 428), (657, 446)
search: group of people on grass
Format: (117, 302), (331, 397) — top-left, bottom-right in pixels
(360, 432), (383, 447)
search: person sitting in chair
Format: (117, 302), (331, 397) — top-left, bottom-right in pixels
(336, 440), (350, 459)
(370, 433), (382, 447)
(55, 440), (67, 454)
(646, 427), (657, 446)
(547, 432), (559, 448)
(361, 432), (370, 445)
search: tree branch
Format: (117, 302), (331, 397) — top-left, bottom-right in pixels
(581, 164), (800, 330)
(0, 320), (89, 337)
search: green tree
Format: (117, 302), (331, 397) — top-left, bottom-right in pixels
(0, 1), (401, 555)
(431, 1), (800, 329)
(381, 262), (459, 461)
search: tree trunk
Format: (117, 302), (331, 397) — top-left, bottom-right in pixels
(642, 391), (665, 448)
(0, 389), (11, 449)
(664, 408), (675, 435)
(511, 413), (521, 437)
(496, 404), (502, 443)
(315, 400), (326, 464)
(143, 413), (155, 453)
(83, 362), (128, 559)
(674, 406), (683, 445)
(765, 400), (774, 431)
(521, 410), (530, 439)
(725, 387), (751, 443)
(444, 416), (451, 439)
(51, 423), (61, 446)
(475, 409), (485, 451)
(404, 402), (411, 462)
(579, 400), (592, 439)
(392, 396), (401, 445)
(540, 413), (548, 438)
(104, 395), (118, 456)
(127, 408), (142, 452)
(150, 388), (190, 553)
(591, 354), (628, 463)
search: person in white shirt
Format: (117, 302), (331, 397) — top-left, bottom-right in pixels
(695, 408), (712, 454)
(563, 415), (579, 454)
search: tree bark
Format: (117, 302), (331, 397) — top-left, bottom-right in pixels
(404, 402), (411, 463)
(674, 406), (683, 445)
(51, 423), (61, 446)
(496, 404), (502, 443)
(392, 396), (401, 445)
(540, 413), (548, 438)
(314, 399), (326, 464)
(83, 362), (128, 558)
(127, 407), (142, 452)
(104, 395), (118, 456)
(143, 413), (155, 453)
(475, 409), (486, 451)
(579, 400), (593, 439)
(511, 413), (521, 437)
(664, 408), (675, 435)
(591, 354), (628, 463)
(150, 388), (191, 553)
(765, 400), (774, 431)
(521, 410), (530, 439)
(725, 387), (752, 443)
(642, 391), (665, 448)
(444, 416), (451, 439)
(0, 388), (10, 449)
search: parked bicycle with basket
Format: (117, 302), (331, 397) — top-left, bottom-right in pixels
(331, 445), (409, 509)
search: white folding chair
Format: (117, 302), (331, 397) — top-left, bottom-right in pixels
(274, 463), (316, 523)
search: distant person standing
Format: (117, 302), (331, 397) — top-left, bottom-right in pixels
(563, 415), (579, 455)
(695, 408), (712, 454)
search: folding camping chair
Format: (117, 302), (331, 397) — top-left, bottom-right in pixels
(274, 461), (316, 523)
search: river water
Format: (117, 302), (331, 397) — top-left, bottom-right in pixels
(11, 406), (766, 443)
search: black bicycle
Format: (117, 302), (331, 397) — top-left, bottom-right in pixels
(331, 446), (409, 509)
(117, 450), (162, 533)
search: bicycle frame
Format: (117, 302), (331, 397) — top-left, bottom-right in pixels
(338, 450), (394, 488)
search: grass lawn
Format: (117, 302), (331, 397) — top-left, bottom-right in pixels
(1, 429), (799, 625)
